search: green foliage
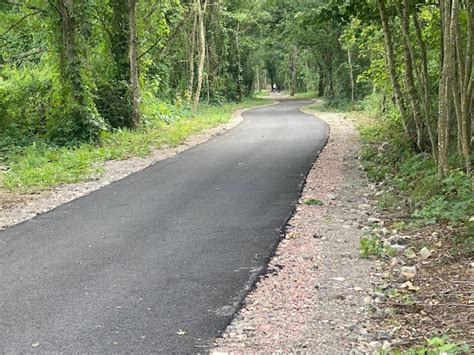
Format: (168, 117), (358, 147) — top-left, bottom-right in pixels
(358, 95), (473, 240)
(0, 65), (52, 146)
(360, 235), (384, 258)
(3, 142), (99, 191)
(360, 231), (395, 259)
(320, 97), (354, 112)
(393, 336), (470, 355)
(304, 198), (324, 206)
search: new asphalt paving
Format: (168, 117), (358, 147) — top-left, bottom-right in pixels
(0, 99), (328, 352)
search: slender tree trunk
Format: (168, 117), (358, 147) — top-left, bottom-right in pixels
(305, 60), (310, 92)
(58, 0), (83, 102)
(461, 1), (473, 173)
(327, 60), (334, 97)
(188, 8), (197, 99)
(413, 8), (438, 159)
(347, 47), (355, 103)
(399, 0), (424, 151)
(109, 0), (133, 128)
(438, 0), (454, 176)
(454, 0), (472, 173)
(129, 0), (140, 127)
(290, 46), (298, 97)
(256, 67), (261, 92)
(206, 41), (210, 104)
(318, 63), (324, 97)
(193, 0), (207, 111)
(377, 0), (412, 140)
(234, 22), (244, 101)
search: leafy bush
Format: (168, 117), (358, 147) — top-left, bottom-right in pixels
(395, 336), (470, 355)
(0, 65), (53, 146)
(357, 95), (473, 239)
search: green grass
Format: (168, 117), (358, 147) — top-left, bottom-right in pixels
(304, 198), (324, 206)
(0, 98), (270, 192)
(387, 336), (470, 354)
(292, 91), (318, 99)
(359, 232), (395, 259)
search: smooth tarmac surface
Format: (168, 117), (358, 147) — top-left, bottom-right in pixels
(0, 99), (328, 352)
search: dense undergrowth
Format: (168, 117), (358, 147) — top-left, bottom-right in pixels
(0, 98), (269, 192)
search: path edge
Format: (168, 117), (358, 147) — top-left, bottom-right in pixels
(0, 101), (279, 230)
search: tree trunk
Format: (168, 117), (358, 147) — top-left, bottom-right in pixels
(109, 0), (133, 128)
(438, 0), (454, 176)
(461, 1), (473, 174)
(290, 46), (298, 97)
(327, 60), (334, 97)
(58, 0), (83, 102)
(129, 0), (140, 128)
(347, 48), (355, 103)
(206, 41), (210, 104)
(188, 8), (197, 99)
(193, 0), (207, 111)
(413, 8), (438, 159)
(454, 0), (472, 173)
(399, 0), (424, 151)
(377, 0), (412, 140)
(256, 67), (261, 92)
(318, 63), (324, 97)
(234, 21), (244, 101)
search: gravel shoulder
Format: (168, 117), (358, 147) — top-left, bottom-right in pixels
(0, 103), (276, 230)
(213, 108), (380, 353)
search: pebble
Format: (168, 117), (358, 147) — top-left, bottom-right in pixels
(390, 244), (406, 253)
(368, 341), (382, 349)
(401, 266), (417, 279)
(419, 247), (432, 259)
(368, 217), (382, 224)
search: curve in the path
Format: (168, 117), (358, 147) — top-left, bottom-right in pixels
(0, 99), (328, 353)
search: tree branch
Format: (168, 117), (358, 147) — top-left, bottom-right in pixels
(1, 0), (47, 13)
(0, 10), (42, 40)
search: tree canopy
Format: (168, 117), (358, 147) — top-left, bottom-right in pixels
(0, 0), (472, 175)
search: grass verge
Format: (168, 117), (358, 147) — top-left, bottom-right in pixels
(0, 98), (270, 192)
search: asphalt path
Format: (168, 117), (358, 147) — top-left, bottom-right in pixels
(0, 99), (328, 352)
